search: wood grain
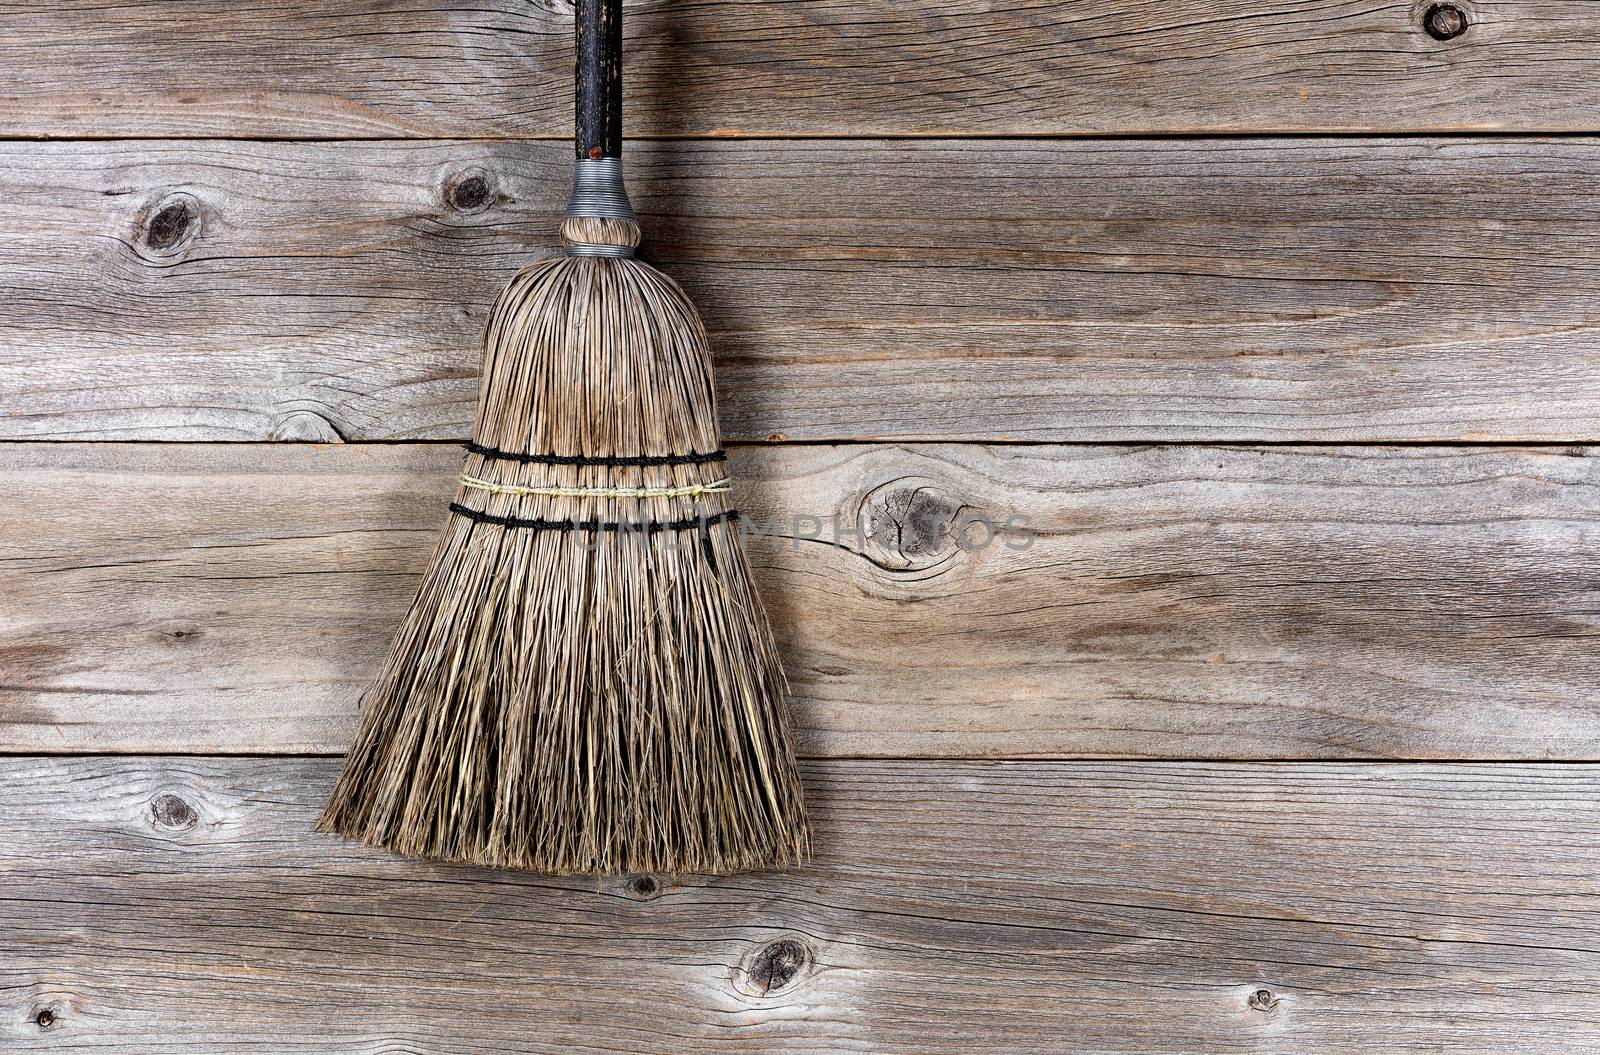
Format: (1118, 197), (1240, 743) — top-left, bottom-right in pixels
(7, 136), (1600, 441)
(1, 1), (1597, 138)
(3, 441), (1597, 759)
(4, 755), (1599, 1053)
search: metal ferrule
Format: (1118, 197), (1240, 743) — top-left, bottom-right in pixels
(564, 158), (637, 258)
(564, 157), (635, 220)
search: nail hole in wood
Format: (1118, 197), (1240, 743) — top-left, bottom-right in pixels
(749, 939), (808, 994)
(150, 793), (198, 831)
(1423, 3), (1468, 40)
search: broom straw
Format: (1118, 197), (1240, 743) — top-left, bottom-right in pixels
(316, 0), (810, 875)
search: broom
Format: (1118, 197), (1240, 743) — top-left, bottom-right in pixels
(316, 0), (809, 875)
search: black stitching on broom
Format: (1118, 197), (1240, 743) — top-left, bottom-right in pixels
(699, 518), (719, 572)
(449, 503), (740, 534)
(465, 441), (727, 468)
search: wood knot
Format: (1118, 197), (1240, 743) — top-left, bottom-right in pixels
(747, 939), (808, 994)
(446, 172), (493, 213)
(146, 201), (194, 249)
(34, 1007), (56, 1030)
(1248, 988), (1281, 1014)
(624, 874), (661, 900)
(1422, 3), (1468, 40)
(150, 793), (198, 832)
(861, 482), (965, 571)
(270, 409), (346, 442)
(137, 192), (202, 259)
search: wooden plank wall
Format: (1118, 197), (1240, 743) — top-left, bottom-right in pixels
(2, 2), (1599, 1052)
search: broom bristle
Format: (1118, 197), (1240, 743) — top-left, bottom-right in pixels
(316, 215), (810, 875)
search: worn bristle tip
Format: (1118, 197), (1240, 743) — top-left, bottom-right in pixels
(317, 246), (810, 876)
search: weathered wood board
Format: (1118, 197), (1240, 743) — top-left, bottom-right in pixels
(4, 442), (1597, 759)
(4, 756), (1598, 1054)
(0, 1), (1596, 138)
(7, 137), (1600, 441)
(5, 1), (1600, 1052)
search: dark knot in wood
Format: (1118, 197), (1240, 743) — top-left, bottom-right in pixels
(34, 1008), (56, 1029)
(447, 173), (492, 212)
(625, 874), (661, 899)
(748, 939), (808, 994)
(145, 199), (195, 250)
(1248, 988), (1280, 1013)
(1423, 4), (1468, 40)
(137, 192), (202, 259)
(150, 792), (199, 831)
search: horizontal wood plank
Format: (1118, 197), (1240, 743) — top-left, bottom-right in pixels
(7, 137), (1600, 441)
(3, 756), (1599, 1053)
(3, 442), (1597, 759)
(1, 1), (1598, 138)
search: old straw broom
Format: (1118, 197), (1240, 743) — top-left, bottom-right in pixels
(317, 0), (810, 875)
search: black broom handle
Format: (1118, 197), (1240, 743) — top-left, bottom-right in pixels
(575, 0), (624, 161)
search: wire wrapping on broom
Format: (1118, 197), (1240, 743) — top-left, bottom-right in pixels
(564, 157), (636, 257)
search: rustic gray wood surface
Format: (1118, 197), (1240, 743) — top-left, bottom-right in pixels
(4, 441), (1597, 759)
(0, 1), (1595, 137)
(6, 137), (1600, 441)
(4, 756), (1598, 1054)
(5, 0), (1600, 1049)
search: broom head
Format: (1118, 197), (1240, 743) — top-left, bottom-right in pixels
(316, 212), (810, 875)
